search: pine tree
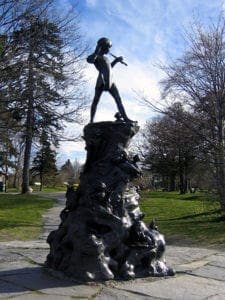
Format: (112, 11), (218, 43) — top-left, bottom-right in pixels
(1, 2), (87, 193)
(4, 15), (83, 193)
(59, 159), (76, 185)
(31, 133), (58, 191)
(13, 17), (63, 193)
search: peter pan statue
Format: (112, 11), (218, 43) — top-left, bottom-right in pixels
(87, 37), (132, 123)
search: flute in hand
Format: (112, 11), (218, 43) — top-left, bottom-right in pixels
(109, 52), (128, 66)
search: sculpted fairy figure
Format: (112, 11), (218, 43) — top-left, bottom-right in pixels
(87, 37), (132, 123)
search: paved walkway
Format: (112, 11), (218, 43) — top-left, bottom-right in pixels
(0, 192), (225, 299)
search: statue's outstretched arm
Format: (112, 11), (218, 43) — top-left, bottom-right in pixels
(111, 56), (124, 68)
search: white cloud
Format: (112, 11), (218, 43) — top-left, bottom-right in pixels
(58, 0), (225, 162)
(57, 137), (86, 165)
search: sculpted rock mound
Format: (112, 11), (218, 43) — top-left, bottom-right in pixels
(45, 121), (174, 281)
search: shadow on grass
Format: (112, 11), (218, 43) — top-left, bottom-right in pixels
(0, 220), (42, 230)
(164, 209), (222, 221)
(180, 195), (204, 201)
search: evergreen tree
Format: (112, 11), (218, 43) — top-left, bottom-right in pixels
(10, 17), (64, 193)
(59, 159), (76, 185)
(31, 134), (58, 191)
(0, 2), (87, 193)
(0, 82), (18, 178)
(4, 13), (85, 193)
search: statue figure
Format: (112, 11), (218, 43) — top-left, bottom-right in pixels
(87, 37), (132, 123)
(46, 41), (175, 281)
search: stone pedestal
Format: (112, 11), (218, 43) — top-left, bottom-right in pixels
(45, 121), (174, 280)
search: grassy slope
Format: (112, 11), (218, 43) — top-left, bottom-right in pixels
(140, 191), (225, 248)
(0, 194), (55, 241)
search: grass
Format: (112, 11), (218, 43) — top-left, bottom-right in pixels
(36, 185), (67, 193)
(1, 189), (225, 248)
(140, 191), (225, 248)
(7, 186), (67, 193)
(0, 193), (55, 241)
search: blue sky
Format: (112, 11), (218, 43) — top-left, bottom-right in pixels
(57, 0), (225, 165)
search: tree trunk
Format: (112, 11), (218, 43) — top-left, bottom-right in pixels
(169, 175), (175, 191)
(21, 83), (34, 194)
(216, 98), (225, 212)
(21, 109), (33, 193)
(217, 147), (225, 211)
(40, 172), (43, 191)
(21, 38), (35, 194)
(179, 158), (185, 194)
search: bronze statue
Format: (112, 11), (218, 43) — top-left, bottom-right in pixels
(46, 39), (175, 281)
(87, 37), (132, 123)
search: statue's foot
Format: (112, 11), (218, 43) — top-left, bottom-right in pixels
(114, 112), (136, 123)
(124, 118), (135, 124)
(114, 112), (122, 121)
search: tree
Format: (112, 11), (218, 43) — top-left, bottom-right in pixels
(139, 15), (225, 211)
(11, 16), (65, 193)
(59, 159), (76, 185)
(0, 2), (87, 193)
(0, 1), (58, 190)
(0, 0), (52, 28)
(158, 16), (225, 210)
(141, 103), (199, 193)
(73, 158), (82, 183)
(0, 89), (18, 183)
(31, 134), (58, 190)
(2, 3), (87, 193)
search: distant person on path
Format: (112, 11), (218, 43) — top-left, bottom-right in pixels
(0, 171), (5, 192)
(87, 37), (132, 123)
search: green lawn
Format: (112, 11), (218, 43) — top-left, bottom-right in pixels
(140, 191), (225, 248)
(0, 193), (55, 241)
(32, 186), (67, 192)
(7, 186), (67, 193)
(1, 190), (225, 248)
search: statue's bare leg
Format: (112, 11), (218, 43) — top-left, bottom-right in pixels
(109, 84), (132, 122)
(90, 88), (103, 123)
